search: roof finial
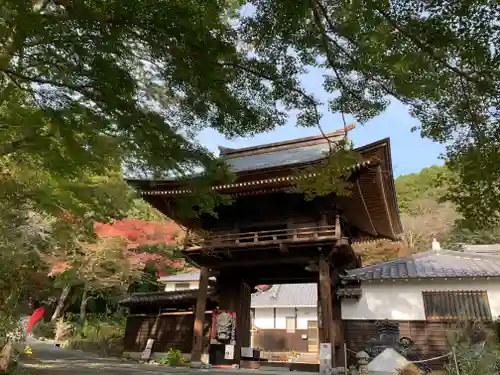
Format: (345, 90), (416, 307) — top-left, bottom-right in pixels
(432, 238), (441, 251)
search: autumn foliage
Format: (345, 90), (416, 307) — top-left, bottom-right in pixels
(48, 218), (187, 278)
(94, 218), (182, 249)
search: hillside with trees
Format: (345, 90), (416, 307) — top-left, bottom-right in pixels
(395, 165), (458, 251)
(356, 164), (500, 266)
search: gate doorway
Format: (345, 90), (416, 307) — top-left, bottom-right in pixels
(127, 132), (402, 367)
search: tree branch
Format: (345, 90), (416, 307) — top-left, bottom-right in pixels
(311, 0), (405, 102)
(219, 61), (328, 143)
(2, 68), (94, 96)
(372, 5), (498, 95)
(312, 3), (364, 105)
(219, 62), (320, 109)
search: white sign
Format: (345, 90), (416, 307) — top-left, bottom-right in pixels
(224, 344), (235, 360)
(140, 339), (155, 360)
(241, 347), (253, 358)
(319, 343), (332, 359)
(319, 358), (332, 375)
(319, 343), (332, 375)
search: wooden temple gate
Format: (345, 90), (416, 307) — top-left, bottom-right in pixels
(127, 128), (402, 367)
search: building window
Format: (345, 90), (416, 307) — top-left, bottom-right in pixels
(422, 291), (492, 321)
(174, 282), (190, 291)
(286, 316), (296, 333)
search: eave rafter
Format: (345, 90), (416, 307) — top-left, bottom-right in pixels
(140, 160), (374, 197)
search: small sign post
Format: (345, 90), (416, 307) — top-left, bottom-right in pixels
(319, 343), (332, 375)
(140, 339), (155, 361)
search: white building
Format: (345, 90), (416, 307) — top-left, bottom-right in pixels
(158, 273), (318, 353)
(158, 272), (213, 292)
(339, 247), (500, 370)
(157, 245), (500, 364)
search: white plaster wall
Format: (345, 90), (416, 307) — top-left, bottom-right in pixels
(254, 307), (317, 329)
(163, 280), (199, 292)
(254, 308), (275, 329)
(297, 307), (317, 329)
(341, 279), (500, 320)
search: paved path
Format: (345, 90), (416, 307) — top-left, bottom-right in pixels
(20, 339), (198, 375)
(20, 339), (313, 375)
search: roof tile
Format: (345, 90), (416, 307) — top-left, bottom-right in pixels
(345, 249), (500, 281)
(226, 143), (332, 172)
(251, 283), (317, 308)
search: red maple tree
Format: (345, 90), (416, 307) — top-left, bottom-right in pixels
(94, 218), (182, 249)
(94, 218), (186, 277)
(48, 218), (187, 278)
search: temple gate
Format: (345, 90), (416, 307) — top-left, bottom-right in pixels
(127, 128), (402, 367)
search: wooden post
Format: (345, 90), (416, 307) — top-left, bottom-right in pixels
(318, 258), (336, 366)
(237, 282), (252, 348)
(191, 267), (210, 365)
(317, 281), (324, 347)
(218, 275), (252, 364)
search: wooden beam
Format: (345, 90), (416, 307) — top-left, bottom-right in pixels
(375, 165), (396, 239)
(356, 180), (378, 235)
(213, 256), (313, 269)
(191, 267), (210, 365)
(318, 258), (336, 366)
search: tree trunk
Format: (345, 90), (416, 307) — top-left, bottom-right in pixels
(51, 285), (71, 323)
(79, 288), (88, 325)
(0, 341), (13, 372)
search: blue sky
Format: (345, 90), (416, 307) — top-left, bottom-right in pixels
(197, 67), (445, 177)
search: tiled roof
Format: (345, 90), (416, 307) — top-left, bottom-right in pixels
(221, 130), (345, 173)
(344, 249), (500, 281)
(120, 289), (217, 307)
(226, 143), (332, 172)
(251, 283), (317, 308)
(461, 244), (500, 254)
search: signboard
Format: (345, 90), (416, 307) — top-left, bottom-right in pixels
(319, 343), (332, 375)
(319, 359), (332, 375)
(241, 347), (253, 358)
(140, 339), (155, 361)
(319, 343), (332, 359)
(224, 344), (235, 360)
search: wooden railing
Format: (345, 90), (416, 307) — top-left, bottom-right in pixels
(186, 225), (338, 250)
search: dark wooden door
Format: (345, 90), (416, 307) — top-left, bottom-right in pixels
(307, 320), (318, 353)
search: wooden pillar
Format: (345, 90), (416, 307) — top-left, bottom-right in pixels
(317, 282), (324, 346)
(331, 269), (345, 367)
(191, 267), (210, 365)
(218, 273), (251, 363)
(236, 282), (252, 348)
(318, 258), (336, 366)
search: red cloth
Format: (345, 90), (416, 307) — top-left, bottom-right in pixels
(26, 307), (45, 333)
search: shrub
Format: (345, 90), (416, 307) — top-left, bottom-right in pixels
(63, 335), (123, 358)
(63, 315), (124, 358)
(398, 364), (420, 375)
(158, 348), (184, 367)
(31, 321), (55, 339)
(445, 320), (499, 375)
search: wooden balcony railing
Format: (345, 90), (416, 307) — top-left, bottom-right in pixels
(186, 225), (338, 250)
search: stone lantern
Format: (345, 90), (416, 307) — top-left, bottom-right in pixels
(355, 351), (369, 375)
